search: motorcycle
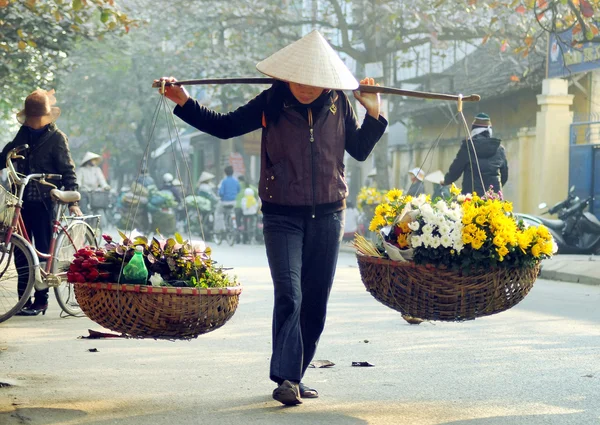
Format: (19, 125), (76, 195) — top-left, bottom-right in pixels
(514, 187), (600, 255)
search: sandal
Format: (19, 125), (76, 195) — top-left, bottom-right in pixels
(299, 383), (319, 398)
(272, 380), (302, 406)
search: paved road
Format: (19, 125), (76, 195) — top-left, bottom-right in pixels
(1, 245), (599, 425)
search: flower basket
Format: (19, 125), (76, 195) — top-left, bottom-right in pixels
(354, 185), (555, 321)
(74, 282), (242, 339)
(357, 254), (539, 322)
(68, 232), (243, 340)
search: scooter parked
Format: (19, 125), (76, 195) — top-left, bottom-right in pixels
(514, 188), (600, 254)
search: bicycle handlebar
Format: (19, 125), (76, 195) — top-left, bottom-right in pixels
(5, 147), (62, 187)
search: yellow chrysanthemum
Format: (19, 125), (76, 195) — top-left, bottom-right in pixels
(385, 189), (403, 202)
(464, 223), (477, 235)
(497, 245), (509, 258)
(472, 239), (485, 250)
(531, 243), (542, 258)
(397, 233), (409, 248)
(369, 215), (386, 232)
(493, 234), (505, 248)
(475, 214), (487, 226)
(541, 241), (554, 256)
(474, 229), (487, 242)
(450, 183), (461, 196)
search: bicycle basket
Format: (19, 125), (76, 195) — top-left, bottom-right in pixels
(0, 185), (18, 228)
(89, 191), (111, 209)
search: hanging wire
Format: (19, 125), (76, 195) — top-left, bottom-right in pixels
(458, 112), (487, 196)
(161, 96), (211, 245)
(414, 111), (461, 194)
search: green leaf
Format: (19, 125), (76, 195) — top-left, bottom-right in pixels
(133, 236), (148, 245)
(72, 0), (82, 11)
(117, 230), (128, 241)
(100, 9), (110, 23)
(174, 232), (184, 244)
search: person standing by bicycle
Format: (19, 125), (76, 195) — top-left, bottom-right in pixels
(157, 30), (386, 405)
(0, 89), (81, 316)
(76, 151), (110, 214)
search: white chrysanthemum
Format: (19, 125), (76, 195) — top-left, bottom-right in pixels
(440, 234), (453, 248)
(410, 235), (423, 247)
(408, 221), (420, 231)
(411, 194), (428, 207)
(419, 203), (434, 217)
(422, 234), (435, 247)
(422, 223), (434, 235)
(429, 237), (441, 249)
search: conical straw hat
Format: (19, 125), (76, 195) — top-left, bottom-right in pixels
(198, 171), (215, 184)
(256, 30), (358, 90)
(80, 151), (102, 166)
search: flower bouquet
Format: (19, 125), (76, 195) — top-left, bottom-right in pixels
(353, 185), (555, 321)
(71, 231), (242, 339)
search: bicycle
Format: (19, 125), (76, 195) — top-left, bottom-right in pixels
(213, 203), (237, 247)
(0, 145), (99, 323)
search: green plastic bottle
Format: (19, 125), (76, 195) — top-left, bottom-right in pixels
(122, 245), (148, 284)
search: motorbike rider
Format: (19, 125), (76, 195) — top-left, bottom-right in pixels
(215, 166), (240, 233)
(161, 172), (183, 203)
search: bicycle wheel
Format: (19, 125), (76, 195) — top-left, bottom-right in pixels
(52, 222), (97, 316)
(226, 229), (235, 246)
(0, 235), (36, 323)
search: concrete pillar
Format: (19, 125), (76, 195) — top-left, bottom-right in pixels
(589, 70), (600, 142)
(517, 127), (536, 213)
(534, 78), (574, 213)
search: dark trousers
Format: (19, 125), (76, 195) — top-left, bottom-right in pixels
(15, 202), (52, 305)
(263, 210), (345, 384)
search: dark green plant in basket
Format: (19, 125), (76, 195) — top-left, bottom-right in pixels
(97, 231), (238, 288)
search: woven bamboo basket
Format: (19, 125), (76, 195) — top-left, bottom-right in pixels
(357, 255), (539, 321)
(74, 282), (242, 340)
(0, 185), (18, 228)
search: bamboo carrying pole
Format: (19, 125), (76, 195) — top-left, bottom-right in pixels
(151, 78), (480, 103)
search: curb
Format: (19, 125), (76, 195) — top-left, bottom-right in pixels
(538, 269), (600, 286)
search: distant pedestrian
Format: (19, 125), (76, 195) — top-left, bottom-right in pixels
(406, 167), (425, 197)
(441, 113), (508, 195)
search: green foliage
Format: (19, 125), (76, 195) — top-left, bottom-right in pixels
(0, 0), (134, 121)
(101, 232), (238, 288)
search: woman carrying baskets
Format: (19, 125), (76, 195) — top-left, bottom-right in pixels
(157, 30), (387, 405)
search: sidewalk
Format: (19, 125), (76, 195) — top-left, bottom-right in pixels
(340, 244), (600, 286)
(539, 254), (600, 286)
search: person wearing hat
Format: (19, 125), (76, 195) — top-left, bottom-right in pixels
(157, 30), (387, 406)
(407, 167), (426, 197)
(196, 171), (219, 208)
(0, 89), (81, 316)
(441, 113), (508, 195)
(76, 151), (110, 213)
